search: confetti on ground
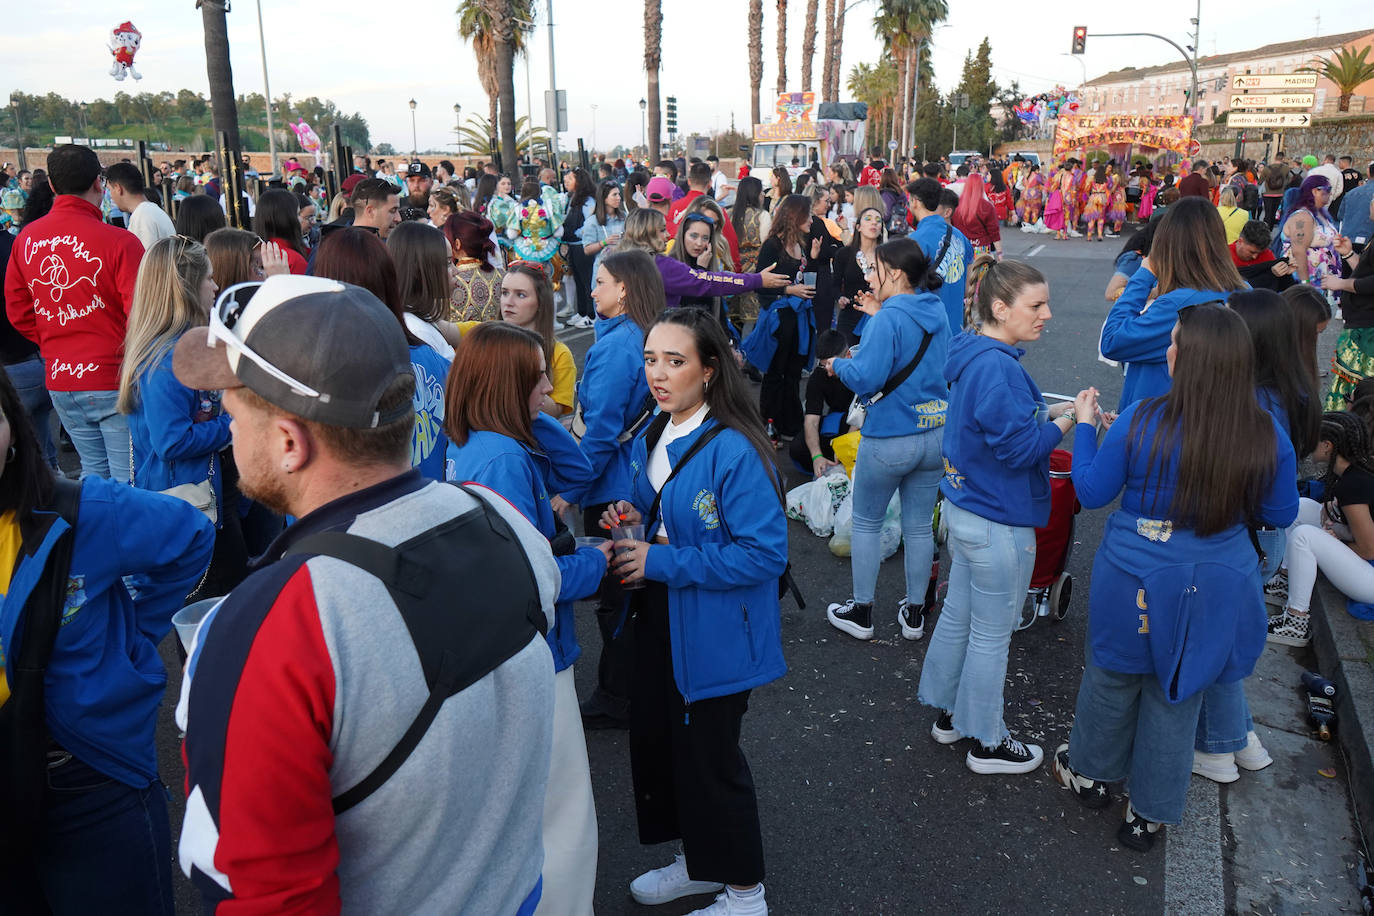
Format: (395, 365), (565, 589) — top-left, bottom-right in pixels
(1318, 767), (1336, 778)
(1133, 876), (1148, 886)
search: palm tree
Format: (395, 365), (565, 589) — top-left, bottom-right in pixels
(829, 0), (848, 103)
(197, 0), (245, 225)
(456, 114), (550, 158)
(749, 0), (765, 125)
(644, 0), (663, 162)
(847, 61), (899, 146)
(876, 0), (947, 158)
(1305, 45), (1374, 112)
(802, 0), (819, 92)
(456, 0), (534, 172)
(821, 0), (837, 101)
(776, 0), (788, 94)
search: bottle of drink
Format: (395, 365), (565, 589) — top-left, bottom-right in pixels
(1301, 670), (1336, 698)
(766, 417), (779, 447)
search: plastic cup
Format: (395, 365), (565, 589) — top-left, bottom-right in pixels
(173, 596), (224, 654)
(611, 524), (647, 590)
(575, 536), (604, 549)
(802, 271), (818, 287)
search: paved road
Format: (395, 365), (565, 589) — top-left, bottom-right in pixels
(152, 226), (1365, 914)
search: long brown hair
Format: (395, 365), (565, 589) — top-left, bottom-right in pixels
(444, 322), (543, 448)
(1125, 304), (1276, 536)
(203, 227), (259, 290)
(768, 194), (812, 250)
(313, 228), (421, 346)
(502, 262), (557, 368)
(1150, 197), (1246, 295)
(387, 221), (452, 324)
(600, 248), (665, 333)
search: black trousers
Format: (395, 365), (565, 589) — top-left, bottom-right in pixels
(760, 306), (807, 438)
(787, 429), (836, 474)
(630, 582), (765, 886)
(581, 503), (632, 717)
(568, 246), (596, 320)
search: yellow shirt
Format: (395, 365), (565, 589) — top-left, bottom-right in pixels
(0, 509), (25, 708)
(1217, 205), (1248, 245)
(551, 340), (576, 416)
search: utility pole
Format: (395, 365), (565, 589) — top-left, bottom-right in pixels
(255, 0), (277, 175)
(546, 0), (559, 162)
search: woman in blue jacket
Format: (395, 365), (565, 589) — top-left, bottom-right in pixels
(819, 238), (951, 642)
(1055, 304), (1297, 852)
(602, 307), (788, 915)
(118, 235), (237, 596)
(444, 321), (611, 915)
(920, 255), (1092, 777)
(565, 248), (661, 728)
(0, 369), (215, 913)
(1099, 197), (1247, 409)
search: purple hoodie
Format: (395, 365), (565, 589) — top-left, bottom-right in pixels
(654, 253), (763, 308)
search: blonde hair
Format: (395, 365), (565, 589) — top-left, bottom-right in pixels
(851, 185), (884, 222)
(118, 236), (212, 414)
(620, 207), (668, 254)
(1219, 187), (1237, 207)
(681, 196), (733, 269)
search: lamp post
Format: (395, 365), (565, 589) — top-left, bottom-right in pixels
(453, 103), (462, 149)
(590, 104), (598, 152)
(409, 98), (418, 156)
(255, 0), (278, 175)
(10, 96), (25, 172)
(639, 98), (647, 159)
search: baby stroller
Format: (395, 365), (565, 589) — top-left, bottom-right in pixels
(1018, 449), (1079, 630)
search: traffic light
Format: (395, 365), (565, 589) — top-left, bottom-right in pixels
(1071, 26), (1087, 54)
(666, 96), (678, 137)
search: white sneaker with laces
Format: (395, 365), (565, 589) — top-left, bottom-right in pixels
(686, 884), (768, 916)
(629, 854), (724, 905)
(1191, 750), (1240, 784)
(1234, 730), (1274, 771)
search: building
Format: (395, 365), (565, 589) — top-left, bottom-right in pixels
(1080, 29), (1374, 127)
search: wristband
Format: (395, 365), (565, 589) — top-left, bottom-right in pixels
(813, 454), (825, 462)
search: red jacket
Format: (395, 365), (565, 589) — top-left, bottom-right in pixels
(5, 196), (144, 391)
(667, 190), (741, 270)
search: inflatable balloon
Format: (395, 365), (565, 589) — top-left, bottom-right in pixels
(108, 21), (142, 81)
(290, 118), (322, 154)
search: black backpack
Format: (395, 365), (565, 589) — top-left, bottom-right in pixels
(885, 198), (910, 237)
(0, 478), (83, 863)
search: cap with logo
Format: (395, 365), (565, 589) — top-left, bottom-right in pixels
(0, 189), (23, 210)
(172, 275), (413, 429)
(407, 162), (432, 179)
(645, 176), (675, 202)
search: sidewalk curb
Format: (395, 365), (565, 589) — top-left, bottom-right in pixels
(1313, 577), (1374, 852)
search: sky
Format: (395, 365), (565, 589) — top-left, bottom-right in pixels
(6, 1), (1363, 155)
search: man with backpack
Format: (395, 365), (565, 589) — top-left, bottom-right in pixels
(907, 177), (974, 334)
(174, 275), (559, 914)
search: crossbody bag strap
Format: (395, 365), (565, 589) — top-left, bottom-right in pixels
(645, 424), (726, 534)
(874, 329), (934, 402)
(934, 225), (954, 268)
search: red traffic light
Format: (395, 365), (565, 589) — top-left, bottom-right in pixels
(1071, 26), (1087, 54)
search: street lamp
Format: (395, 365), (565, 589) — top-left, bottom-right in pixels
(453, 103), (462, 149)
(639, 98), (647, 159)
(409, 98), (417, 156)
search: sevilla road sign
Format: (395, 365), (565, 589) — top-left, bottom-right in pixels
(1229, 93), (1316, 109)
(1231, 73), (1318, 91)
(1227, 113), (1313, 128)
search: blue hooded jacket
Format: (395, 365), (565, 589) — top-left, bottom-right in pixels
(1071, 403), (1298, 699)
(567, 314), (651, 507)
(911, 213), (973, 333)
(0, 478), (214, 786)
(629, 417), (788, 704)
(1099, 267), (1235, 409)
(446, 414), (606, 672)
(129, 344), (232, 526)
(409, 343), (453, 482)
(831, 291), (949, 439)
(940, 331), (1064, 528)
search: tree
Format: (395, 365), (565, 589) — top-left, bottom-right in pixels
(1304, 45), (1374, 112)
(644, 0), (662, 162)
(176, 89), (207, 123)
(199, 0), (242, 156)
(456, 0), (534, 172)
(820, 0), (837, 102)
(847, 62), (900, 151)
(829, 0), (847, 101)
(951, 38), (998, 154)
(374, 142), (397, 156)
(802, 0), (818, 92)
(749, 0), (765, 126)
(876, 0), (947, 160)
(775, 0), (788, 94)
(455, 114), (550, 158)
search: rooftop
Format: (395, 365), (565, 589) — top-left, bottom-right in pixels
(1085, 28), (1374, 86)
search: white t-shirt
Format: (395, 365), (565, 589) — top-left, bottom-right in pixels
(710, 170), (730, 201)
(647, 403), (710, 538)
(128, 201), (176, 250)
(403, 313), (456, 360)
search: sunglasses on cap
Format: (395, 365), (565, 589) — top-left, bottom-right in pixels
(210, 282), (323, 400)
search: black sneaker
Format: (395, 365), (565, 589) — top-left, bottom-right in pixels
(966, 733), (1044, 774)
(898, 596), (925, 640)
(931, 711), (962, 745)
(1052, 744), (1112, 809)
(579, 697), (629, 731)
(826, 599), (874, 640)
(1116, 801), (1161, 852)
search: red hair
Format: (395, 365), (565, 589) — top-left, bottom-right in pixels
(442, 211), (497, 271)
(953, 173), (986, 229)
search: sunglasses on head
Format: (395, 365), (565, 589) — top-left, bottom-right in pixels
(683, 212), (716, 228)
(507, 259), (547, 275)
(209, 282), (322, 400)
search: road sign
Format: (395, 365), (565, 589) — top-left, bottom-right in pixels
(1231, 73), (1318, 91)
(888, 139), (898, 150)
(1187, 138), (1202, 157)
(1230, 93), (1316, 109)
(1228, 112), (1313, 128)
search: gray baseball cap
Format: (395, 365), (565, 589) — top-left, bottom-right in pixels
(173, 275), (413, 429)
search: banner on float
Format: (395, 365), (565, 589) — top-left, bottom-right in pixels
(1052, 114), (1194, 158)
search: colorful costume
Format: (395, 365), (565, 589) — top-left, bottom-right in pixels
(1082, 181), (1109, 223)
(488, 187), (567, 288)
(1137, 179), (1158, 221)
(1280, 208), (1342, 306)
(1016, 172), (1045, 224)
(1107, 174), (1127, 226)
(1065, 166), (1084, 229)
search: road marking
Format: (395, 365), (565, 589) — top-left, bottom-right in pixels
(1164, 778), (1225, 916)
(1026, 244), (1045, 258)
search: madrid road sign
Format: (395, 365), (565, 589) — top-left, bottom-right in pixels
(1231, 73), (1318, 91)
(1228, 112), (1313, 128)
(1230, 93), (1316, 109)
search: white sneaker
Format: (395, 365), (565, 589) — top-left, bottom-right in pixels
(1191, 750), (1240, 784)
(687, 884), (768, 916)
(629, 854), (724, 905)
(567, 314), (595, 329)
(1234, 730), (1274, 771)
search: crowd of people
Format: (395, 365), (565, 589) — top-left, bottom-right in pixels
(0, 136), (1370, 914)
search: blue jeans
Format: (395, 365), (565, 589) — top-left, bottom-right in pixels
(1195, 527), (1283, 753)
(25, 754), (175, 915)
(917, 500), (1037, 748)
(49, 388), (130, 483)
(5, 356), (57, 468)
(1067, 659), (1204, 824)
(850, 429), (944, 605)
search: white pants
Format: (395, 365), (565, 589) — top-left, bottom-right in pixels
(555, 278), (577, 319)
(1285, 497), (1374, 613)
(534, 666), (598, 916)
